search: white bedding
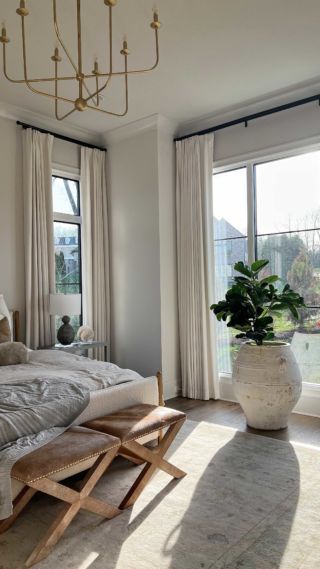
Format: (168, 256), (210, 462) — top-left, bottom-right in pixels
(0, 348), (159, 425)
(0, 349), (143, 389)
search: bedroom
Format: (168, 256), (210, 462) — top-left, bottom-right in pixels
(0, 0), (320, 567)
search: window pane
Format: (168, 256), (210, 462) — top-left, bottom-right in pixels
(256, 151), (320, 235)
(257, 231), (320, 307)
(54, 222), (81, 295)
(213, 168), (247, 239)
(53, 177), (79, 215)
(214, 237), (248, 374)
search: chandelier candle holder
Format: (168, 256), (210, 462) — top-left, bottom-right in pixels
(0, 0), (161, 121)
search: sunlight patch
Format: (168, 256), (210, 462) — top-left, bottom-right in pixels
(77, 552), (99, 569)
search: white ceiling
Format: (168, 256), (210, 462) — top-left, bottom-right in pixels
(0, 0), (320, 136)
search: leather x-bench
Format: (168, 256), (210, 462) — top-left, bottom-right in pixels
(0, 426), (121, 567)
(83, 404), (187, 509)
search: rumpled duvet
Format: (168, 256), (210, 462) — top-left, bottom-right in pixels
(0, 350), (140, 520)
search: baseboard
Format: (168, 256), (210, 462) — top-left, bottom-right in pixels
(163, 381), (181, 401)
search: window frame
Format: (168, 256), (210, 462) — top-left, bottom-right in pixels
(213, 142), (320, 413)
(52, 169), (83, 322)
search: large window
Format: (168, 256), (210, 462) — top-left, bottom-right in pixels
(213, 149), (320, 383)
(52, 175), (82, 333)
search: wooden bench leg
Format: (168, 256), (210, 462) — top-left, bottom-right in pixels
(119, 418), (186, 510)
(25, 502), (81, 567)
(0, 487), (37, 535)
(23, 446), (120, 567)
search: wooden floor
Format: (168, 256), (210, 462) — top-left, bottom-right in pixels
(167, 397), (320, 447)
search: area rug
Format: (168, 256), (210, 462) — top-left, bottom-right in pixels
(1, 420), (320, 569)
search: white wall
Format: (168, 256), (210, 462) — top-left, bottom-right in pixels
(105, 117), (180, 398)
(52, 138), (80, 172)
(107, 126), (162, 379)
(0, 117), (24, 332)
(214, 103), (320, 166)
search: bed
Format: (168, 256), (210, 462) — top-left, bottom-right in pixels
(1, 310), (162, 506)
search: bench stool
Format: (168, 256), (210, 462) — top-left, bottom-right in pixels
(83, 404), (187, 510)
(0, 426), (121, 567)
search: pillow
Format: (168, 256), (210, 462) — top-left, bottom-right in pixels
(0, 316), (11, 343)
(0, 294), (12, 340)
(0, 342), (29, 366)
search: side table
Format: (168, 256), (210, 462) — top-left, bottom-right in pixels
(41, 341), (108, 361)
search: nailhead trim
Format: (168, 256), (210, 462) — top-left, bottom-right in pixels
(12, 442), (121, 484)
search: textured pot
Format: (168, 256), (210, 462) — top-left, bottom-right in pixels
(233, 342), (302, 430)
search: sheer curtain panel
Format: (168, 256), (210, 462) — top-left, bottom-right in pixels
(23, 129), (54, 349)
(176, 134), (218, 399)
(81, 147), (110, 360)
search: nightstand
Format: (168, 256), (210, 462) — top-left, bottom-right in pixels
(49, 341), (108, 361)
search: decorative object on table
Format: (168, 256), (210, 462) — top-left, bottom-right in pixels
(77, 325), (94, 342)
(211, 259), (305, 430)
(0, 317), (11, 344)
(49, 293), (82, 346)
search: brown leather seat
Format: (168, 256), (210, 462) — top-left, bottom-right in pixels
(82, 404), (187, 511)
(3, 426), (122, 567)
(12, 426), (120, 483)
(83, 403), (186, 443)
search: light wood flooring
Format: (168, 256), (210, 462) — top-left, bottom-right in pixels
(166, 397), (320, 447)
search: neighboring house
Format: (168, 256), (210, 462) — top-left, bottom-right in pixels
(54, 235), (79, 275)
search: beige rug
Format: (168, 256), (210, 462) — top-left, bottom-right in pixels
(1, 421), (320, 569)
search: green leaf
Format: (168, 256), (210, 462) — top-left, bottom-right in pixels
(234, 261), (252, 278)
(260, 275), (279, 285)
(288, 304), (299, 320)
(251, 259), (269, 273)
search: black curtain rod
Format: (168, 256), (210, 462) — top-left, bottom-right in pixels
(174, 93), (320, 142)
(16, 120), (106, 152)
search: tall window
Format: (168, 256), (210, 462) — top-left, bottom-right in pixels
(52, 175), (82, 333)
(213, 149), (320, 383)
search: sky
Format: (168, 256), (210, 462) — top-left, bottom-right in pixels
(213, 150), (320, 237)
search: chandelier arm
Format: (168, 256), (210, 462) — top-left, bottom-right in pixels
(20, 14), (75, 105)
(81, 28), (159, 79)
(95, 76), (99, 107)
(53, 0), (99, 106)
(55, 104), (77, 121)
(87, 55), (128, 117)
(84, 74), (112, 103)
(88, 4), (114, 106)
(77, 0), (83, 100)
(2, 43), (77, 84)
(53, 58), (77, 121)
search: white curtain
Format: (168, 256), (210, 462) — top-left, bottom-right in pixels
(176, 134), (218, 399)
(23, 129), (54, 349)
(81, 147), (110, 360)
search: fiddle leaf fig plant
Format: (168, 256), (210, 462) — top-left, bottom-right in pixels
(210, 259), (305, 346)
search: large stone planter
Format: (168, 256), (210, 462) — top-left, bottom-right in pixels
(233, 342), (302, 430)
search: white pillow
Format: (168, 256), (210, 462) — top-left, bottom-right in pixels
(0, 294), (13, 341)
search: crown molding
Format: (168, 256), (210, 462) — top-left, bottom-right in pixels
(0, 99), (100, 145)
(102, 114), (178, 144)
(176, 77), (320, 138)
(102, 114), (159, 144)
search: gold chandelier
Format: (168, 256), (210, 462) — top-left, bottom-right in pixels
(0, 0), (161, 121)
